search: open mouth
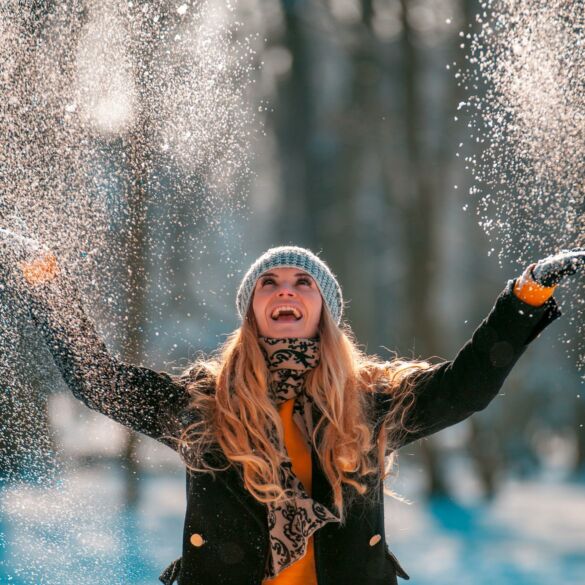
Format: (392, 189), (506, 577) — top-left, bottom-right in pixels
(270, 305), (302, 322)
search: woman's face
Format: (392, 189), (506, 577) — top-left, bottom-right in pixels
(251, 267), (323, 338)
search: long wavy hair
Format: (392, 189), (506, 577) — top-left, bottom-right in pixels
(174, 305), (431, 522)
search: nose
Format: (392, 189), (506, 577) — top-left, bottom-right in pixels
(277, 284), (295, 297)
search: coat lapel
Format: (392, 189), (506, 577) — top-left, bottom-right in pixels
(210, 454), (268, 531)
(310, 403), (335, 509)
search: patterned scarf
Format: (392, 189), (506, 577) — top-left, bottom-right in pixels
(258, 336), (340, 580)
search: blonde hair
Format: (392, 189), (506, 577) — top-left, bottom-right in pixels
(175, 307), (431, 522)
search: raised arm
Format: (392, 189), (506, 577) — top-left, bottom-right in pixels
(374, 265), (569, 449)
(0, 229), (193, 450)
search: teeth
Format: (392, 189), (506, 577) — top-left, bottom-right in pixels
(271, 305), (301, 319)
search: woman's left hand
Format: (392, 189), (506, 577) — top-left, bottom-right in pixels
(530, 249), (585, 287)
(514, 249), (584, 307)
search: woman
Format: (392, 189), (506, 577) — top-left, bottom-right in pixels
(1, 233), (583, 585)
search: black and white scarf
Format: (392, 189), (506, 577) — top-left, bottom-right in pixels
(258, 336), (340, 580)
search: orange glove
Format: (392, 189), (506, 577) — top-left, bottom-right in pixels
(19, 251), (60, 285)
(513, 263), (556, 307)
(514, 249), (585, 306)
(0, 227), (60, 285)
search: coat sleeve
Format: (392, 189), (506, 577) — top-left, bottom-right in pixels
(21, 268), (193, 451)
(374, 278), (562, 449)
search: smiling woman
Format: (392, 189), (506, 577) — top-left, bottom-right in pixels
(251, 268), (323, 338)
(1, 233), (582, 585)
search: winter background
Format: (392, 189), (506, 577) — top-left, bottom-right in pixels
(0, 0), (584, 584)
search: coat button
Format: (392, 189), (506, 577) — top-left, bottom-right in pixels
(369, 534), (381, 546)
(190, 533), (205, 547)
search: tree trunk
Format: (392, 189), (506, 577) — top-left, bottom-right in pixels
(399, 0), (447, 497)
(0, 286), (60, 483)
(117, 3), (170, 507)
(273, 0), (317, 247)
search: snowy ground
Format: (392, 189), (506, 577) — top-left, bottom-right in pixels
(386, 472), (585, 585)
(1, 461), (585, 585)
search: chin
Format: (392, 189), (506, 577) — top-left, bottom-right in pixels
(269, 329), (304, 338)
(264, 325), (306, 338)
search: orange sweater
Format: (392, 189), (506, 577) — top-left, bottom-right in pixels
(262, 398), (318, 585)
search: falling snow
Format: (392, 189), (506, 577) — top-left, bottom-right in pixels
(0, 1), (261, 579)
(0, 0), (262, 348)
(460, 0), (585, 374)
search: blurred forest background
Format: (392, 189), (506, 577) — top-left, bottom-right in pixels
(0, 0), (584, 583)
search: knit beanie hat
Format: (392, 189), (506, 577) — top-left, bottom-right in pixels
(236, 246), (343, 324)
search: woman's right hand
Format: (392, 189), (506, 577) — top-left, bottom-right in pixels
(0, 227), (43, 258)
(19, 251), (60, 285)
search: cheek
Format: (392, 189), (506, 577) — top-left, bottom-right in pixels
(311, 296), (323, 320)
(251, 292), (266, 321)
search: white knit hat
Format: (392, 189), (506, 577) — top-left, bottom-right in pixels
(236, 246), (343, 324)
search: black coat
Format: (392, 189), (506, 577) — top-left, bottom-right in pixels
(26, 278), (561, 585)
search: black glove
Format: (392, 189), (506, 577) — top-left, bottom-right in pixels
(530, 249), (585, 287)
(0, 227), (44, 262)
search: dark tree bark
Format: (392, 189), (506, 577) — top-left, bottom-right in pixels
(273, 0), (318, 247)
(398, 0), (447, 496)
(118, 1), (173, 507)
(0, 0), (75, 484)
(0, 286), (61, 483)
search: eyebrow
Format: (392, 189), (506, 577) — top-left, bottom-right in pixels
(260, 272), (313, 279)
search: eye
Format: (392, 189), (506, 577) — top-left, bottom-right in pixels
(297, 277), (312, 286)
(261, 277), (275, 286)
